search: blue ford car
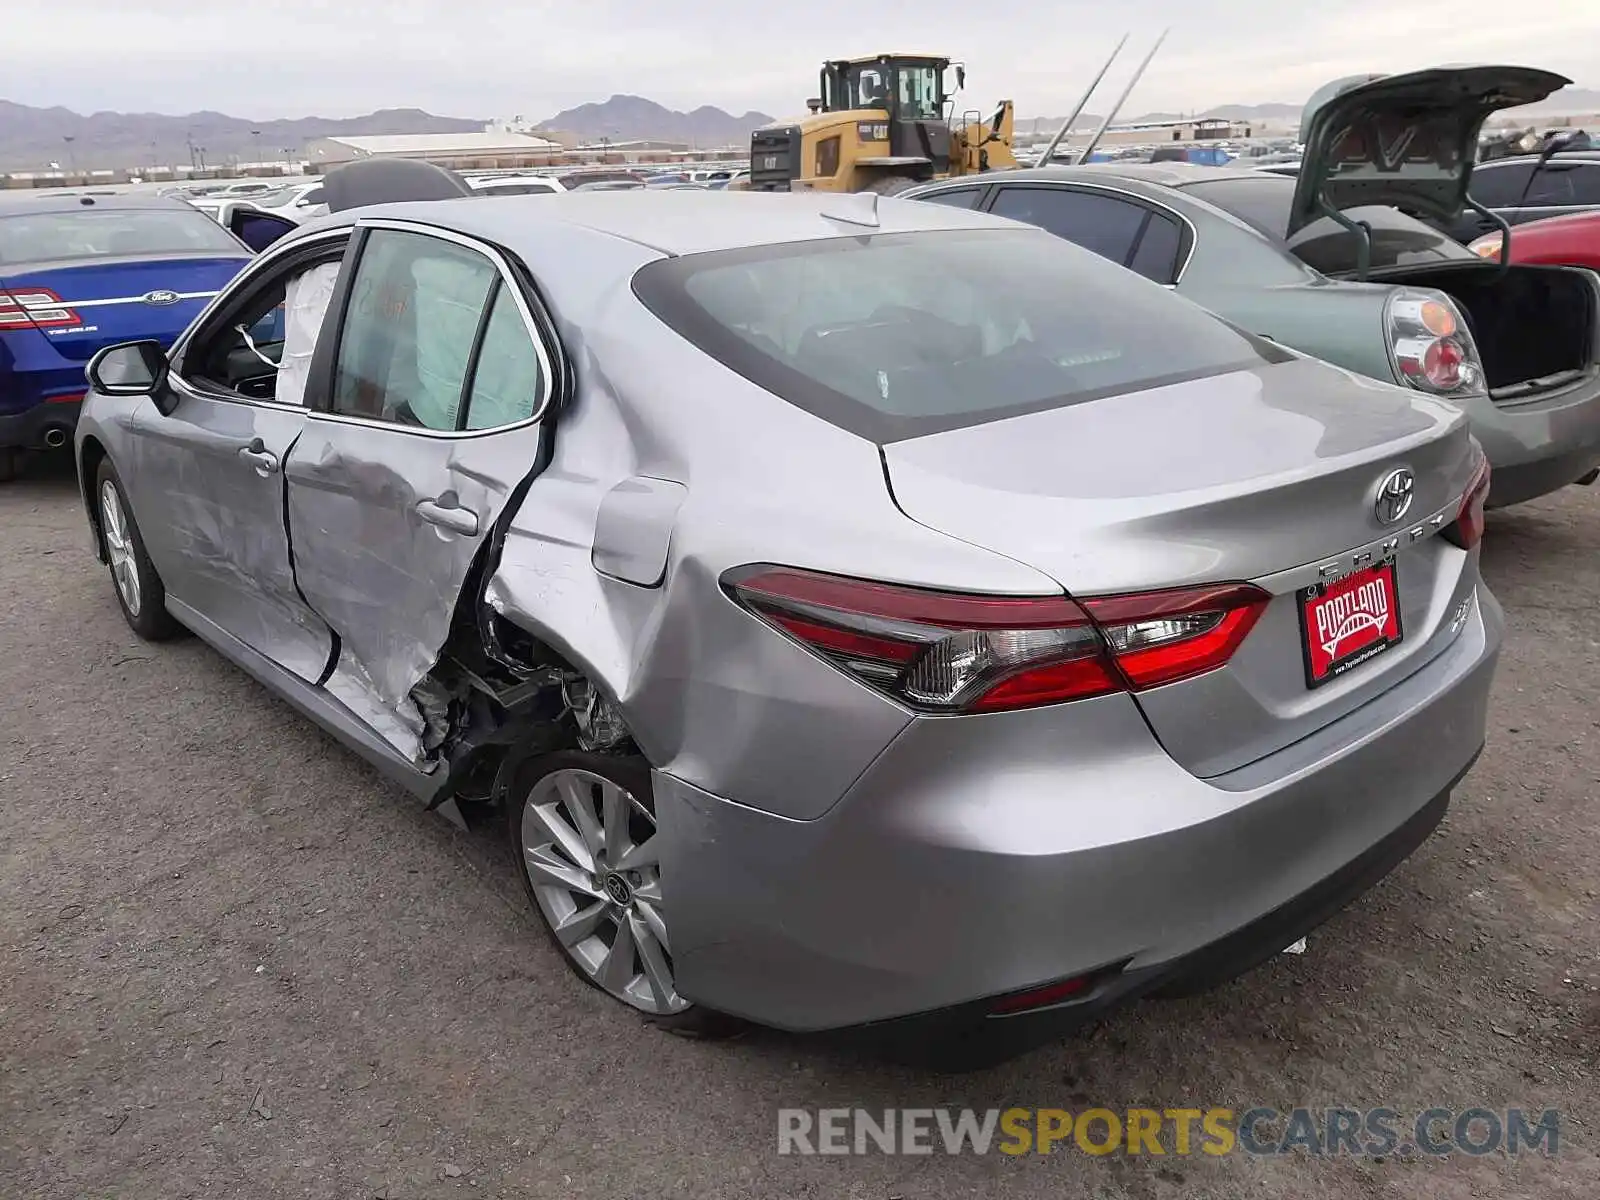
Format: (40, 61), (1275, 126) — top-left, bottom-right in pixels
(0, 192), (256, 480)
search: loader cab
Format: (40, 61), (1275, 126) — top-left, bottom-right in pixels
(818, 55), (960, 176)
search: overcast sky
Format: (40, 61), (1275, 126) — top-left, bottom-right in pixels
(6, 0), (1598, 120)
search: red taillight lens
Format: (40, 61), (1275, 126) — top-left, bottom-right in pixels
(1083, 584), (1271, 690)
(1421, 336), (1465, 389)
(0, 287), (81, 329)
(1443, 456), (1491, 550)
(724, 566), (1270, 714)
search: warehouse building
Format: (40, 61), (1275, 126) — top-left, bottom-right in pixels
(305, 132), (567, 172)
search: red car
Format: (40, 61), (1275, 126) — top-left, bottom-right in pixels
(1470, 210), (1600, 269)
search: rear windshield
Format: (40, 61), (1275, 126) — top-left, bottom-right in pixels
(0, 207), (243, 267)
(1181, 176), (1477, 273)
(633, 228), (1287, 441)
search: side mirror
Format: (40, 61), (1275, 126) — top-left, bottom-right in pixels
(226, 205), (299, 253)
(955, 65), (967, 90)
(87, 340), (169, 397)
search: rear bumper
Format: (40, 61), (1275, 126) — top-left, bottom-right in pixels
(653, 582), (1503, 1050)
(1459, 376), (1600, 507)
(0, 395), (82, 451)
(837, 774), (1465, 1070)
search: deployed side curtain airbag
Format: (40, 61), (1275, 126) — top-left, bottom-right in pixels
(408, 255), (498, 430)
(274, 261), (342, 407)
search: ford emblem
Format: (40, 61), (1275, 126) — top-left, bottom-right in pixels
(142, 289), (181, 306)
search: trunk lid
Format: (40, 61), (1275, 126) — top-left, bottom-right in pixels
(0, 255), (247, 361)
(881, 357), (1482, 777)
(1290, 65), (1571, 237)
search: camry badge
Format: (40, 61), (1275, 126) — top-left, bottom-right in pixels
(1373, 468), (1416, 526)
(142, 290), (181, 306)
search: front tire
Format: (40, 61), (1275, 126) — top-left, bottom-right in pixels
(94, 458), (182, 641)
(509, 751), (742, 1038)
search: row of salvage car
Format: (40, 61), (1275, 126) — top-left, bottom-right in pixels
(17, 63), (1600, 1068)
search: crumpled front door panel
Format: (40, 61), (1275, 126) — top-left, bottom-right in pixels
(128, 384), (333, 682)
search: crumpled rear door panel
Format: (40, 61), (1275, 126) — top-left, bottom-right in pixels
(284, 418), (546, 761)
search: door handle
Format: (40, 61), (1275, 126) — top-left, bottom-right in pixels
(416, 497), (480, 536)
(238, 445), (279, 473)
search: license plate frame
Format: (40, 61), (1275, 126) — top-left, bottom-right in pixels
(1298, 560), (1404, 689)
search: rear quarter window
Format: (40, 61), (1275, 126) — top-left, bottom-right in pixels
(632, 228), (1288, 442)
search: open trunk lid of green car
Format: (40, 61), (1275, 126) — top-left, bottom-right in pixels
(1289, 65), (1572, 238)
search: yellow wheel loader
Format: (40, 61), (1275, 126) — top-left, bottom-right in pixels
(748, 55), (1016, 195)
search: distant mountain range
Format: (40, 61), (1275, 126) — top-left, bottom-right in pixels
(0, 101), (483, 170)
(4, 83), (1597, 172)
(538, 95), (776, 147)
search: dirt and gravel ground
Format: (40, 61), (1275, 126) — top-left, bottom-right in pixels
(1, 452), (1596, 1200)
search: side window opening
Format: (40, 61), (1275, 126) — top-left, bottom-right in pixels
(187, 252), (344, 402)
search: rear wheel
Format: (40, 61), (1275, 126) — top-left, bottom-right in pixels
(94, 459), (182, 641)
(510, 752), (743, 1039)
(861, 174), (922, 196)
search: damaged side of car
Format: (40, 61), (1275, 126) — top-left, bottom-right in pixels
(70, 206), (662, 834)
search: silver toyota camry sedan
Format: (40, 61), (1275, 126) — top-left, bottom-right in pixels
(73, 175), (1502, 1067)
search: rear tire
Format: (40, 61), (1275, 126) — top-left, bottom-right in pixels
(94, 458), (182, 641)
(861, 174), (922, 196)
(509, 751), (744, 1040)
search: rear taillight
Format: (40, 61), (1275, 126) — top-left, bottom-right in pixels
(1386, 289), (1483, 396)
(0, 287), (81, 329)
(1468, 235), (1504, 261)
(724, 566), (1270, 714)
(1442, 456), (1492, 550)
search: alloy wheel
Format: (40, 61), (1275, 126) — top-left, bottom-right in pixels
(99, 480), (141, 617)
(520, 767), (687, 1015)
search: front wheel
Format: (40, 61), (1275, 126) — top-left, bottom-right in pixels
(94, 459), (182, 641)
(509, 751), (743, 1039)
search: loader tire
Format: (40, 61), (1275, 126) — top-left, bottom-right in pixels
(861, 175), (921, 196)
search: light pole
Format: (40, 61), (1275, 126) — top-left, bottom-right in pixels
(251, 129), (261, 172)
(62, 136), (77, 174)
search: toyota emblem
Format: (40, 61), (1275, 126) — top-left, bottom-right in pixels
(1373, 468), (1416, 525)
(142, 289), (181, 306)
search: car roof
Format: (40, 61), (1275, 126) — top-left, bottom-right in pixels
(973, 164), (1275, 191)
(337, 189), (1017, 256)
(1477, 149), (1600, 166)
(0, 191), (205, 216)
(1508, 208), (1600, 234)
